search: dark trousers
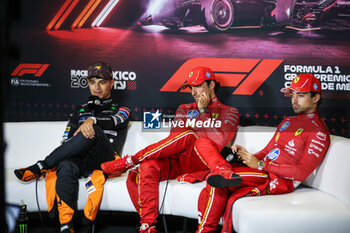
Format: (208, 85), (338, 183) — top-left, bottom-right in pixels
(45, 125), (114, 224)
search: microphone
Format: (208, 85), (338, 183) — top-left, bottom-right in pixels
(88, 95), (102, 109)
(220, 147), (241, 164)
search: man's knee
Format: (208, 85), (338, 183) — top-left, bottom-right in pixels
(92, 125), (104, 137)
(56, 160), (80, 178)
(184, 129), (198, 141)
(195, 137), (215, 150)
(139, 160), (162, 179)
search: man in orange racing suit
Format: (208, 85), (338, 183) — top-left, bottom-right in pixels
(101, 66), (239, 233)
(196, 73), (330, 233)
(14, 62), (131, 233)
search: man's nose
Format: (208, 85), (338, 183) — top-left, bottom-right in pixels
(292, 96), (297, 104)
(191, 88), (196, 96)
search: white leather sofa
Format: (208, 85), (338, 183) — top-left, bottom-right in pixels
(4, 121), (350, 233)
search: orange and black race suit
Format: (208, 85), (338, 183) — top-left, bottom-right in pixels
(45, 96), (131, 227)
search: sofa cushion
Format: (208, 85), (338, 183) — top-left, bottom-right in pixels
(234, 126), (275, 153)
(4, 122), (65, 169)
(169, 181), (205, 219)
(232, 187), (350, 233)
(304, 135), (350, 207)
(5, 121), (350, 233)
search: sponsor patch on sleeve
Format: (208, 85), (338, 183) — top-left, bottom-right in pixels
(265, 148), (280, 161)
(85, 179), (96, 194)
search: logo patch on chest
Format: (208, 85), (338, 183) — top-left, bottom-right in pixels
(295, 128), (304, 136)
(280, 122), (290, 131)
(187, 110), (199, 119)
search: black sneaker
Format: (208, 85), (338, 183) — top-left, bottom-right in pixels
(207, 171), (242, 188)
(61, 223), (74, 233)
(14, 160), (48, 182)
(80, 216), (95, 233)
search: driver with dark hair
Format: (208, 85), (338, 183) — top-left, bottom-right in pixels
(14, 62), (131, 233)
(101, 66), (240, 233)
(196, 73), (330, 233)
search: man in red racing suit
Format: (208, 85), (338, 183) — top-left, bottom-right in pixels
(196, 73), (330, 233)
(101, 66), (239, 233)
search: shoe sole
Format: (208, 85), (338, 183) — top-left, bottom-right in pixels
(207, 174), (242, 188)
(14, 169), (46, 182)
(14, 169), (36, 182)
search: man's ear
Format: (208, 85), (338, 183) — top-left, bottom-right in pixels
(209, 80), (216, 90)
(313, 93), (321, 104)
(110, 79), (114, 90)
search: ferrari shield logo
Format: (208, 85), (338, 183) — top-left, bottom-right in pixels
(295, 128), (304, 136)
(212, 113), (219, 120)
(294, 76), (300, 83)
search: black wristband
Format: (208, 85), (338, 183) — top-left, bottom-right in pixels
(199, 108), (209, 114)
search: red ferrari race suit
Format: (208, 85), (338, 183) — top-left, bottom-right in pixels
(196, 112), (330, 233)
(126, 97), (239, 226)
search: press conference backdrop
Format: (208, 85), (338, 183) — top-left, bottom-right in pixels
(5, 0), (350, 138)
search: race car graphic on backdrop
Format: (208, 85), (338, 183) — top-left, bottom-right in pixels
(138, 0), (350, 32)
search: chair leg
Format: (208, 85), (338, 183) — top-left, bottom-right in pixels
(161, 215), (169, 233)
(182, 217), (188, 233)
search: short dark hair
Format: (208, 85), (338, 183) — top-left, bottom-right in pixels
(205, 80), (221, 93)
(310, 91), (322, 106)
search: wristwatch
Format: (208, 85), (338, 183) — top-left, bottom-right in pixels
(257, 160), (265, 171)
(199, 108), (209, 114)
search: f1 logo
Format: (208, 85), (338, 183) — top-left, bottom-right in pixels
(160, 58), (283, 95)
(11, 64), (49, 77)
